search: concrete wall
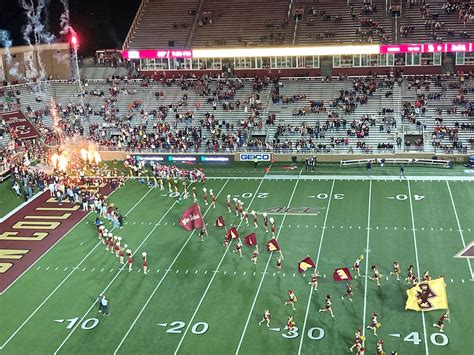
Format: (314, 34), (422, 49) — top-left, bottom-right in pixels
(98, 151), (469, 163)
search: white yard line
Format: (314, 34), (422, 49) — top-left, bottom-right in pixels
(112, 180), (230, 355)
(297, 179), (335, 355)
(171, 176), (269, 355)
(445, 181), (474, 279)
(0, 186), (152, 351)
(235, 169), (302, 354)
(407, 180), (430, 355)
(53, 182), (197, 355)
(361, 180), (372, 346)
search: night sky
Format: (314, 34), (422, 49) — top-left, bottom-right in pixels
(0, 0), (141, 56)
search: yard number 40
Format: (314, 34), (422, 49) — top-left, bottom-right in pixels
(404, 332), (448, 346)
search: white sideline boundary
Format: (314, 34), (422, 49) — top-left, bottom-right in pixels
(235, 169), (302, 354)
(171, 176), (269, 354)
(297, 179), (336, 355)
(0, 185), (153, 350)
(112, 179), (230, 354)
(207, 175), (474, 182)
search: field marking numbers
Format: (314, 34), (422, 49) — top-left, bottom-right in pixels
(400, 332), (448, 347)
(236, 173), (301, 354)
(297, 179), (336, 355)
(0, 187), (154, 351)
(112, 180), (230, 355)
(173, 174), (270, 355)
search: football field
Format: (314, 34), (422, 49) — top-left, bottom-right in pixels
(0, 164), (473, 354)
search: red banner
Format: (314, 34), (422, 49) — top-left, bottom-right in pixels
(244, 233), (257, 246)
(226, 227), (239, 240)
(333, 267), (353, 281)
(215, 216), (225, 228)
(0, 111), (40, 140)
(265, 238), (280, 252)
(179, 204), (204, 231)
(298, 256), (315, 273)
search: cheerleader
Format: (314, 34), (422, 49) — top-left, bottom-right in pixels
(192, 187), (197, 203)
(210, 189), (217, 209)
(127, 249), (133, 272)
(390, 260), (401, 281)
(285, 316), (295, 335)
(233, 239), (243, 257)
(319, 294), (335, 318)
(251, 210), (258, 229)
(258, 309), (271, 327)
(284, 290), (297, 310)
(276, 255), (283, 271)
(233, 198), (239, 216)
(369, 264), (382, 286)
(142, 252), (148, 275)
(226, 194), (232, 213)
(270, 217), (276, 238)
(367, 312), (380, 336)
(352, 255), (364, 277)
(119, 244), (127, 264)
(203, 188), (208, 205)
(309, 271), (320, 292)
(243, 209), (250, 225)
(263, 212), (269, 232)
(251, 247), (258, 265)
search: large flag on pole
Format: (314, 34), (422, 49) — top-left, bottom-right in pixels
(333, 267), (353, 281)
(265, 238), (280, 252)
(179, 204), (204, 231)
(244, 233), (257, 246)
(405, 277), (448, 312)
(226, 227), (240, 240)
(298, 256), (315, 273)
(215, 216), (225, 228)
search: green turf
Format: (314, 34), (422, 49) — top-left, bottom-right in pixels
(0, 164), (473, 355)
(0, 180), (25, 219)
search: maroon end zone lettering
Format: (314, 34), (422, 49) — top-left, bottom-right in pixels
(0, 184), (114, 293)
(0, 111), (41, 140)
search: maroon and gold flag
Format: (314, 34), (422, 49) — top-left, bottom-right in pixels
(333, 267), (353, 281)
(265, 238), (281, 252)
(244, 233), (257, 246)
(226, 227), (240, 240)
(215, 216), (225, 228)
(298, 257), (315, 273)
(179, 204), (204, 231)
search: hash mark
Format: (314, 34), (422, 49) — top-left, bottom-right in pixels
(45, 267), (50, 271)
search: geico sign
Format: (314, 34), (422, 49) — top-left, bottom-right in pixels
(240, 154), (271, 161)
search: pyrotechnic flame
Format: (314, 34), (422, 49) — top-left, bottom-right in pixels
(80, 148), (87, 161)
